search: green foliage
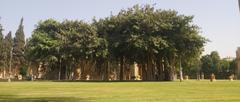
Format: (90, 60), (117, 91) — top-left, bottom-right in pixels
(26, 19), (61, 62)
(3, 32), (13, 68)
(26, 19), (108, 79)
(13, 18), (25, 67)
(182, 58), (201, 78)
(61, 20), (108, 60)
(201, 54), (214, 76)
(27, 19), (108, 61)
(229, 59), (236, 74)
(25, 4), (207, 80)
(0, 5), (212, 80)
(94, 4), (207, 80)
(0, 23), (4, 67)
(201, 51), (235, 79)
(19, 66), (27, 76)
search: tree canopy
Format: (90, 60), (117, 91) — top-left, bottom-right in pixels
(0, 4), (209, 81)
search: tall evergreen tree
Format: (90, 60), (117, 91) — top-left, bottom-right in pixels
(13, 18), (25, 75)
(0, 23), (4, 73)
(4, 31), (13, 76)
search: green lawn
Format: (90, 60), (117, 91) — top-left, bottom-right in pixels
(0, 80), (240, 102)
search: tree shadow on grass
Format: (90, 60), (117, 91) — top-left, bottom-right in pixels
(0, 95), (90, 102)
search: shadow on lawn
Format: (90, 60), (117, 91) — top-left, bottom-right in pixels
(0, 95), (89, 102)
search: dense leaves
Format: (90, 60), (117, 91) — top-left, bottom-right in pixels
(0, 24), (4, 68)
(27, 19), (108, 79)
(13, 18), (26, 74)
(200, 51), (235, 79)
(1, 5), (209, 81)
(94, 5), (207, 80)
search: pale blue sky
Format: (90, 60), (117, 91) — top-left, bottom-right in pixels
(0, 0), (240, 58)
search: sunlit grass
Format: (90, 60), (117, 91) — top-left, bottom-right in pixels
(0, 80), (240, 102)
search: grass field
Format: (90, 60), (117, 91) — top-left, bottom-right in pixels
(0, 80), (240, 102)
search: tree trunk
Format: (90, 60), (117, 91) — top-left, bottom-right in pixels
(141, 63), (147, 81)
(179, 57), (183, 82)
(146, 53), (156, 81)
(3, 62), (6, 79)
(120, 56), (124, 81)
(164, 57), (172, 81)
(58, 58), (62, 80)
(65, 64), (68, 80)
(156, 57), (164, 80)
(104, 61), (110, 81)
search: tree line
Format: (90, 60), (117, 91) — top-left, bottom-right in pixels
(182, 51), (236, 79)
(0, 18), (25, 79)
(0, 5), (209, 81)
(200, 51), (236, 79)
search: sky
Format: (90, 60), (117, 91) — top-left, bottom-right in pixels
(0, 0), (240, 58)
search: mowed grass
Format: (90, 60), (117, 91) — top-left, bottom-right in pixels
(0, 80), (240, 102)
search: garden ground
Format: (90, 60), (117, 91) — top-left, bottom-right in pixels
(0, 80), (240, 102)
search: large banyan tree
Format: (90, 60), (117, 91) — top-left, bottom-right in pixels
(26, 4), (207, 81)
(26, 19), (108, 80)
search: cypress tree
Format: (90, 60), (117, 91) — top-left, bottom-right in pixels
(0, 23), (4, 72)
(4, 31), (13, 76)
(13, 18), (25, 74)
